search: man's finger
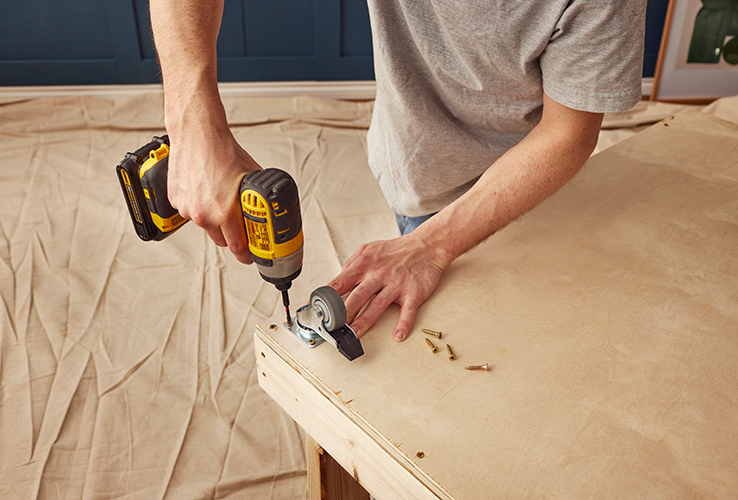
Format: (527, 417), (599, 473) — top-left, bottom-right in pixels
(204, 225), (228, 247)
(342, 242), (368, 270)
(330, 256), (368, 296)
(350, 287), (395, 338)
(328, 274), (354, 297)
(344, 279), (380, 325)
(392, 299), (418, 342)
(221, 213), (252, 264)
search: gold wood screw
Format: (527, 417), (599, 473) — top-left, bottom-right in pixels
(465, 363), (489, 371)
(425, 338), (439, 353)
(422, 328), (442, 339)
(446, 344), (456, 361)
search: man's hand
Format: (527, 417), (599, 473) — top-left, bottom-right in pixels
(329, 233), (446, 341)
(166, 128), (261, 264)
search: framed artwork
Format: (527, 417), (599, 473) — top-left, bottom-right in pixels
(652, 0), (738, 102)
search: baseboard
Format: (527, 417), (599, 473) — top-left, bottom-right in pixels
(0, 78), (655, 102)
(0, 81), (378, 102)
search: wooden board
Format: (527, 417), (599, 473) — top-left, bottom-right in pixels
(256, 109), (738, 499)
(306, 434), (370, 500)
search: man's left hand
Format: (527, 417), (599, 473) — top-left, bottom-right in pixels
(328, 234), (445, 341)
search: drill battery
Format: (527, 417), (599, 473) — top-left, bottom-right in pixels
(116, 135), (187, 241)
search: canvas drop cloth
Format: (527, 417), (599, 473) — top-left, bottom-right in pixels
(0, 92), (736, 499)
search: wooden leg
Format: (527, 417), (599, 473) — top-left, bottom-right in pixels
(306, 434), (370, 500)
(307, 434), (323, 500)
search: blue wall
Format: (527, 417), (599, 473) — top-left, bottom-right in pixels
(644, 0), (670, 78)
(0, 0), (667, 86)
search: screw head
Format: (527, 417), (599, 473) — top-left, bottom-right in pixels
(445, 344), (456, 360)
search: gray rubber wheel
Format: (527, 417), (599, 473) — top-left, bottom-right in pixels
(310, 286), (347, 332)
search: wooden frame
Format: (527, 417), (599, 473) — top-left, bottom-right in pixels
(651, 0), (738, 102)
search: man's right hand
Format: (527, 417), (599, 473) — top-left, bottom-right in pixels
(166, 126), (262, 265)
(149, 0), (261, 264)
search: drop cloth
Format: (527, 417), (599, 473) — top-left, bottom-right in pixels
(0, 93), (734, 499)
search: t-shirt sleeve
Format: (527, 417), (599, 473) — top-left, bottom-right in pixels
(539, 0), (647, 113)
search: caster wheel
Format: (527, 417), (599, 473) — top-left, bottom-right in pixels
(310, 286), (347, 332)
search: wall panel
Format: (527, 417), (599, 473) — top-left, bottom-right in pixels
(0, 0), (665, 85)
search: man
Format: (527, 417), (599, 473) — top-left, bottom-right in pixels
(150, 0), (646, 342)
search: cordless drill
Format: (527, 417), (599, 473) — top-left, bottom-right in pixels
(115, 135), (303, 324)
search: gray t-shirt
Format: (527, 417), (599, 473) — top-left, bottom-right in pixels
(366, 0), (647, 216)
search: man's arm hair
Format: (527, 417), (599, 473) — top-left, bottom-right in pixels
(411, 92), (604, 270)
(149, 0), (228, 139)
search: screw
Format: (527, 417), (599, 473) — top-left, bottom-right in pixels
(446, 344), (456, 361)
(422, 328), (442, 339)
(269, 324), (278, 330)
(465, 363), (489, 371)
(416, 451), (425, 459)
(425, 338), (439, 353)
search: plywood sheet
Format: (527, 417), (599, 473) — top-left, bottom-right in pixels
(257, 109), (738, 499)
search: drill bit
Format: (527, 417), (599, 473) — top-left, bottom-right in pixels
(282, 289), (293, 326)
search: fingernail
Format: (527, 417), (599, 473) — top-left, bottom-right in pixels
(393, 330), (406, 341)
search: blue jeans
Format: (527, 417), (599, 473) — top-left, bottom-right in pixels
(395, 212), (436, 235)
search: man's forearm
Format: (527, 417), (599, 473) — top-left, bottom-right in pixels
(148, 0), (260, 264)
(149, 0), (227, 137)
(413, 94), (604, 270)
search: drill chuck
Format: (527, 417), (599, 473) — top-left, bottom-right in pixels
(253, 248), (303, 287)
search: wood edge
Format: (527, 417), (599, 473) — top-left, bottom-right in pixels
(306, 435), (324, 500)
(254, 327), (452, 500)
(651, 0), (677, 102)
(649, 97), (718, 105)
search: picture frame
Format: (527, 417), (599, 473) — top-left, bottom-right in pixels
(651, 0), (738, 103)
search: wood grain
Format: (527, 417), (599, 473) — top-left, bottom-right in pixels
(306, 435), (323, 500)
(306, 434), (370, 500)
